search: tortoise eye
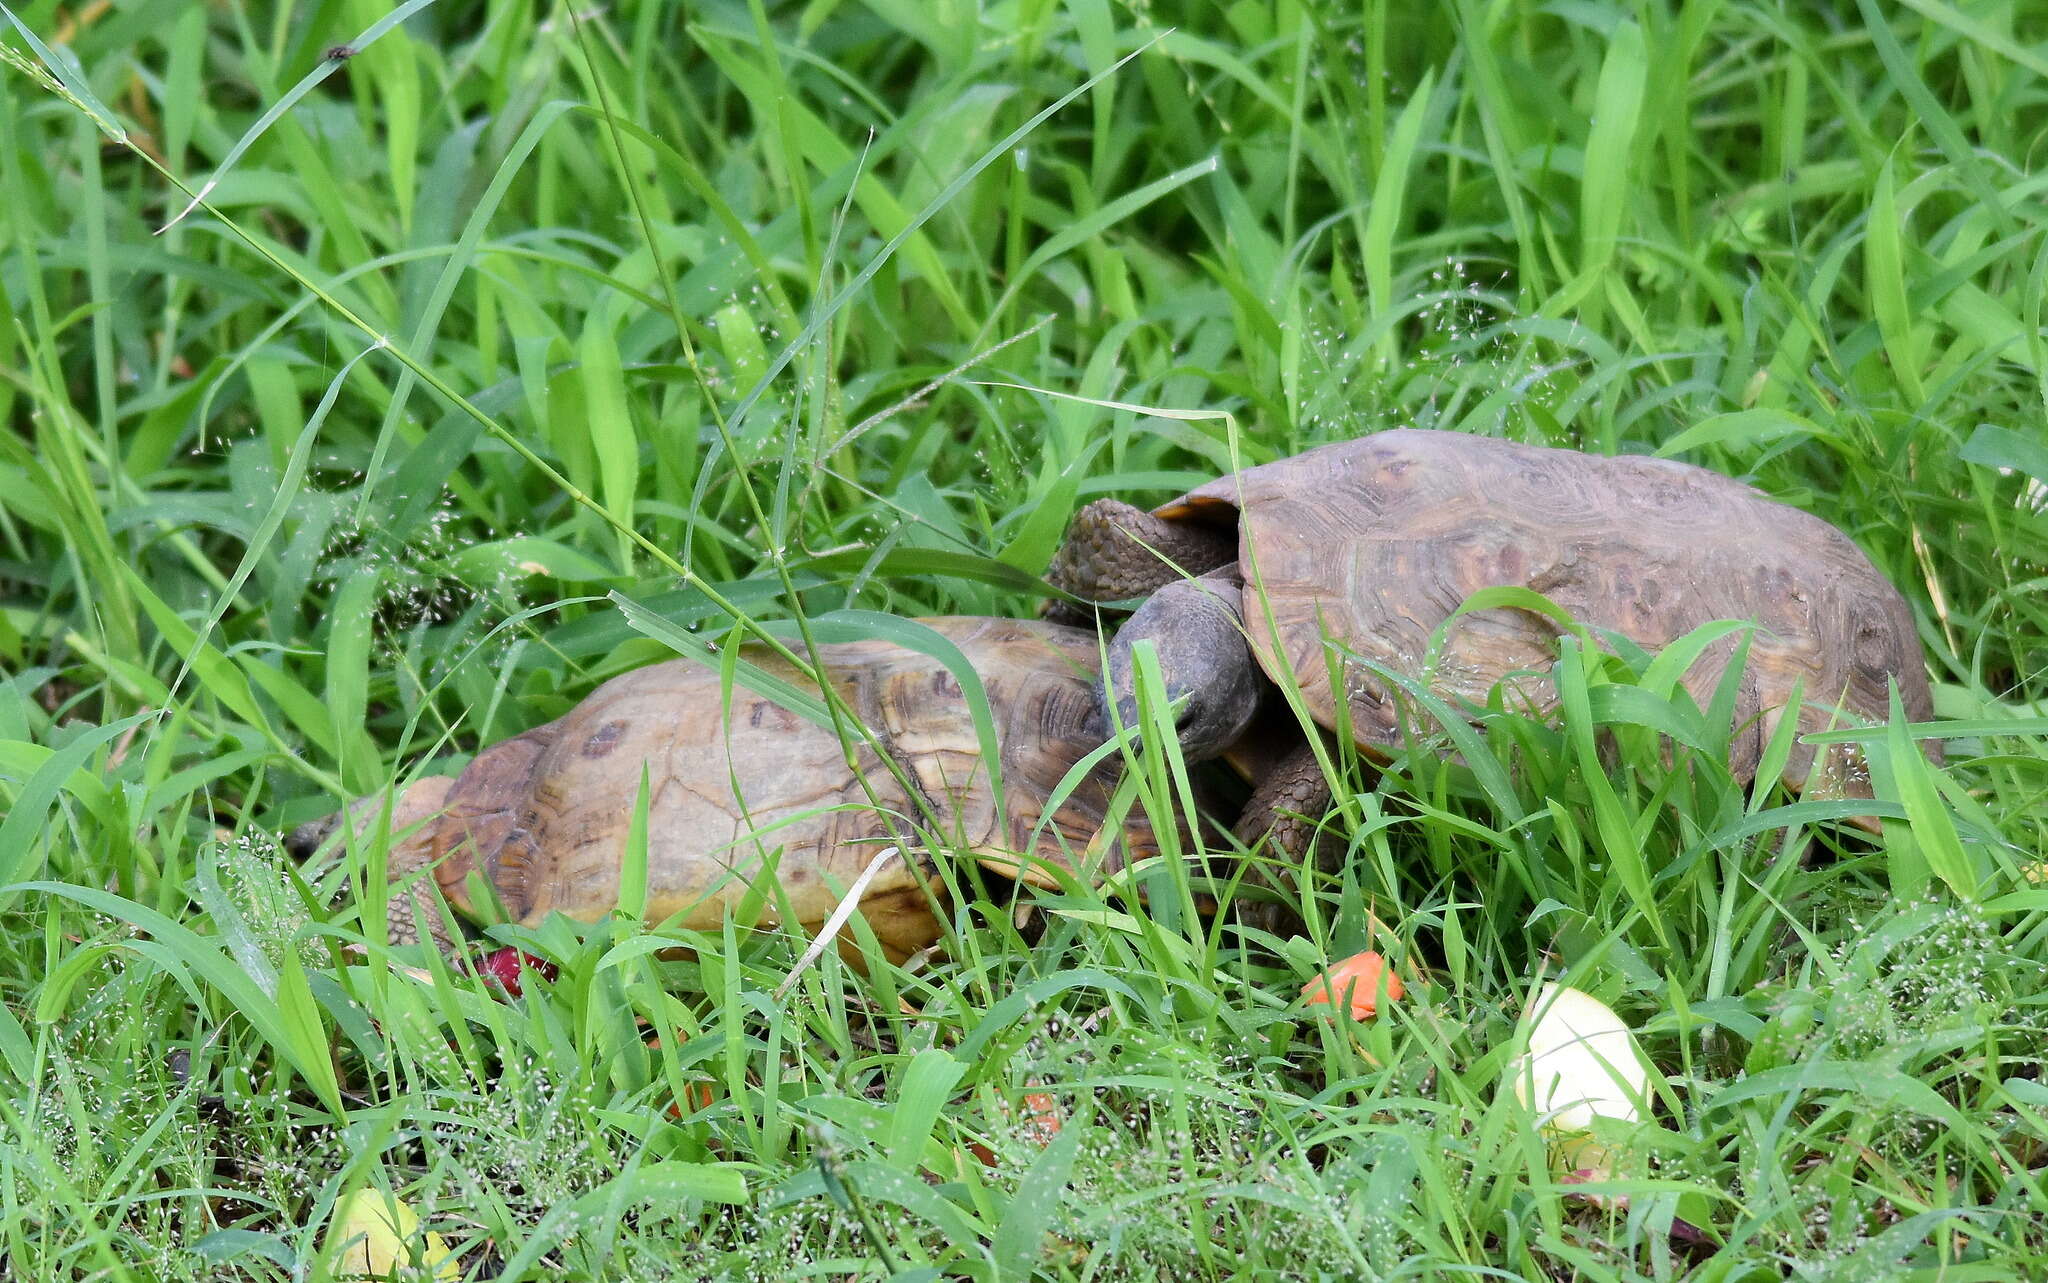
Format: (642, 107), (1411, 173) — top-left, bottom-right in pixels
(1852, 602), (1900, 677)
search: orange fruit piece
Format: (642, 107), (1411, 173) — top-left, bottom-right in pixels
(1301, 951), (1403, 1020)
(1018, 1089), (1062, 1145)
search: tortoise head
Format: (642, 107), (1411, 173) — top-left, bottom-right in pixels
(1101, 574), (1265, 763)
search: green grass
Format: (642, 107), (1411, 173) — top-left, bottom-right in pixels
(3, 0), (2048, 1277)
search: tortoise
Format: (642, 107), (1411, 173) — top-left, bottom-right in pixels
(288, 617), (1167, 961)
(1043, 428), (1935, 854)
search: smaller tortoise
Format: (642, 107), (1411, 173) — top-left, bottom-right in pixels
(1045, 428), (1935, 853)
(289, 618), (1164, 961)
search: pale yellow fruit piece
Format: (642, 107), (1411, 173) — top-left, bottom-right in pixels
(1507, 982), (1657, 1175)
(327, 1188), (461, 1282)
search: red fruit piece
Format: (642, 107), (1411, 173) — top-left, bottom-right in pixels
(477, 947), (556, 996)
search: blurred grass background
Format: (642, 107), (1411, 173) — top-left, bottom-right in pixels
(3, 0), (2048, 1278)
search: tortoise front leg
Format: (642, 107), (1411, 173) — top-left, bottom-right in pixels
(1230, 739), (1336, 856)
(1231, 739), (1338, 936)
(384, 850), (460, 959)
(1043, 498), (1237, 623)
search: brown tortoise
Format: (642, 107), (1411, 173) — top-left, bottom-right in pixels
(1044, 428), (1935, 852)
(289, 618), (1166, 960)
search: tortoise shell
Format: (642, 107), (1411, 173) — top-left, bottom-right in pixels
(393, 617), (1153, 958)
(1153, 429), (1934, 798)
